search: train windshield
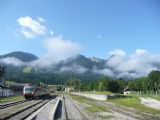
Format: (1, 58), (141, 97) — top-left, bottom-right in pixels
(25, 87), (34, 92)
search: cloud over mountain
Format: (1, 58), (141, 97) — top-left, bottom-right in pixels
(43, 36), (83, 61)
(98, 49), (159, 78)
(1, 49), (160, 79)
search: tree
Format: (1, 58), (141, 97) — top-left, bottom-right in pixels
(66, 78), (82, 91)
(148, 70), (160, 92)
(56, 84), (63, 91)
(117, 78), (128, 93)
(108, 80), (120, 93)
(0, 65), (5, 77)
(98, 77), (109, 91)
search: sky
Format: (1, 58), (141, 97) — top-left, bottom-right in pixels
(0, 0), (160, 59)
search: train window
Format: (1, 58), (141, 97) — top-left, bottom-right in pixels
(25, 88), (34, 92)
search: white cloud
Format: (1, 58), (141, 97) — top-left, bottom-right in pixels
(60, 64), (88, 74)
(92, 49), (160, 79)
(30, 56), (58, 68)
(135, 49), (148, 56)
(28, 35), (83, 67)
(109, 49), (126, 56)
(43, 36), (82, 61)
(17, 16), (47, 38)
(0, 57), (26, 66)
(117, 72), (142, 79)
(106, 55), (124, 68)
(93, 67), (114, 77)
(37, 17), (46, 22)
(105, 49), (159, 78)
(20, 29), (34, 39)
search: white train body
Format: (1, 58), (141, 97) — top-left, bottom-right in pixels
(23, 85), (49, 99)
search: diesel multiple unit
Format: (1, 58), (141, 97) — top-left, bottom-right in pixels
(23, 85), (49, 99)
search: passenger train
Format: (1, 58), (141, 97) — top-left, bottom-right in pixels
(23, 85), (49, 99)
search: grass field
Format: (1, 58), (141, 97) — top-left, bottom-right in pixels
(0, 95), (24, 103)
(23, 67), (32, 73)
(140, 94), (160, 101)
(108, 94), (160, 115)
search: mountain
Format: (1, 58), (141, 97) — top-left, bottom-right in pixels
(58, 55), (106, 70)
(0, 51), (107, 84)
(0, 52), (105, 68)
(89, 57), (105, 63)
(64, 55), (95, 68)
(0, 51), (38, 62)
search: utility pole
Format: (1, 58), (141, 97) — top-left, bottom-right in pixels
(72, 71), (76, 91)
(71, 71), (75, 91)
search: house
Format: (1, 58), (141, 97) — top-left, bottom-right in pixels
(0, 84), (13, 97)
(123, 86), (130, 95)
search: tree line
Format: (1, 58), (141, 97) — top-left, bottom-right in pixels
(66, 77), (127, 93)
(66, 70), (160, 94)
(129, 70), (160, 93)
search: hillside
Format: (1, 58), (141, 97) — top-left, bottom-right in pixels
(0, 51), (105, 84)
(0, 51), (38, 62)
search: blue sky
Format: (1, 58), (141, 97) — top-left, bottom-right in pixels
(0, 0), (160, 59)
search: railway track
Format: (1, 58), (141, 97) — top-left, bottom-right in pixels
(0, 99), (51, 120)
(63, 94), (89, 120)
(0, 100), (27, 109)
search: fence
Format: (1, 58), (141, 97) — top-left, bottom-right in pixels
(129, 91), (160, 95)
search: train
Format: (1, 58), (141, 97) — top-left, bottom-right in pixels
(23, 85), (49, 99)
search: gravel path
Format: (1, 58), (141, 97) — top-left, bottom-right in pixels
(94, 101), (142, 120)
(140, 97), (160, 110)
(72, 96), (139, 120)
(64, 95), (85, 120)
(69, 94), (156, 120)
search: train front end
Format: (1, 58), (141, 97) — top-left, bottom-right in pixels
(23, 85), (35, 99)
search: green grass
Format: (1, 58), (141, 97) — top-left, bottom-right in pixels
(151, 96), (160, 101)
(23, 67), (32, 73)
(108, 94), (160, 115)
(5, 81), (15, 85)
(128, 93), (160, 101)
(139, 94), (160, 101)
(0, 95), (24, 103)
(70, 94), (109, 113)
(84, 91), (112, 95)
(97, 115), (112, 120)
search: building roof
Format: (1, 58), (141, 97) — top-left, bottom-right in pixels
(123, 86), (130, 92)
